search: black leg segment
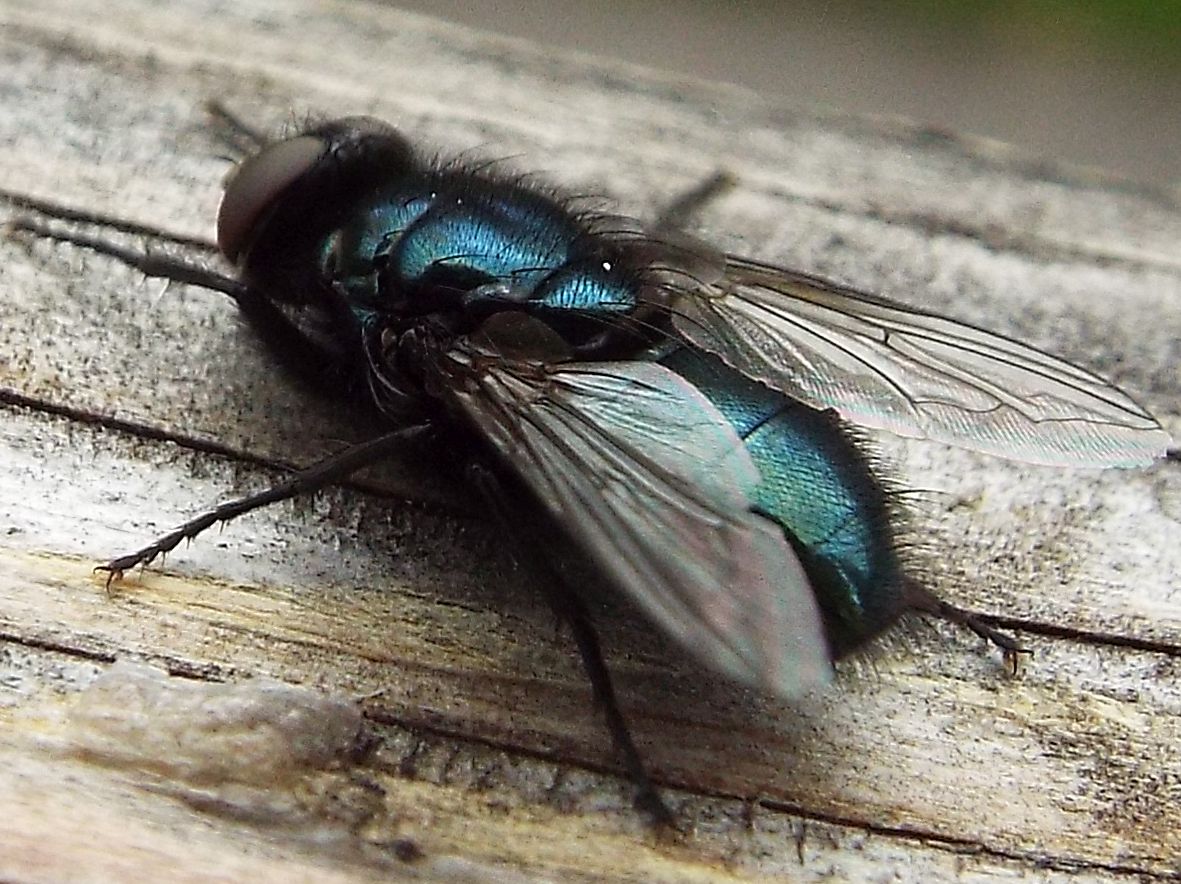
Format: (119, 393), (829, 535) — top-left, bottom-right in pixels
(466, 462), (676, 827)
(100, 424), (432, 584)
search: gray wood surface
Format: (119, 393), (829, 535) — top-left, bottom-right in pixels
(1, 0), (1179, 880)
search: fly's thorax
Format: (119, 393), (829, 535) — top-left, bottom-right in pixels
(655, 345), (911, 657)
(364, 181), (653, 342)
(313, 176), (671, 363)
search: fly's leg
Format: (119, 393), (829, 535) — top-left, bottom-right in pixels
(652, 170), (736, 233)
(203, 99), (269, 158)
(467, 463), (676, 829)
(99, 425), (432, 585)
(7, 218), (242, 296)
(903, 579), (1031, 674)
(6, 218), (359, 395)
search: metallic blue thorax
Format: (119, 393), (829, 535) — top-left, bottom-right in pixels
(323, 177), (640, 322)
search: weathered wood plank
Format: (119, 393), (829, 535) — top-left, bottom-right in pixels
(6, 656), (1126, 884)
(1, 0), (1179, 880)
(4, 408), (1175, 882)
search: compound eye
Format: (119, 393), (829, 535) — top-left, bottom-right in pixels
(217, 134), (326, 265)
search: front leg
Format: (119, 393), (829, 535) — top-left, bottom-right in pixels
(5, 218), (364, 398)
(100, 424), (432, 584)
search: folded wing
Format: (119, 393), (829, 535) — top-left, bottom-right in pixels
(671, 257), (1170, 467)
(434, 342), (833, 697)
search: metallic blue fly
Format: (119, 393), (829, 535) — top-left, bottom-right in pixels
(14, 109), (1172, 822)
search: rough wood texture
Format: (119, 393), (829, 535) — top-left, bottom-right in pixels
(1, 1), (1180, 880)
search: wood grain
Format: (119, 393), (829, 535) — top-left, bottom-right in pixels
(1, 0), (1179, 880)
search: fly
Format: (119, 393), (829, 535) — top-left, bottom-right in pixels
(9, 106), (1174, 824)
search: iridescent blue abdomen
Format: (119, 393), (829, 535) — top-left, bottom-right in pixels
(658, 347), (906, 654)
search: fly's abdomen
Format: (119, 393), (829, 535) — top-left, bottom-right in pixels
(657, 346), (907, 656)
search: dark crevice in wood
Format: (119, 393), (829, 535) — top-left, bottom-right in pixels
(366, 708), (1170, 878)
(0, 622), (243, 681)
(0, 624), (276, 683)
(365, 707), (648, 789)
(0, 630), (117, 664)
(755, 798), (1171, 880)
(756, 185), (1181, 273)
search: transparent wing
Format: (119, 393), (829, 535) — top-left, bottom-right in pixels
(669, 256), (1170, 467)
(433, 343), (832, 698)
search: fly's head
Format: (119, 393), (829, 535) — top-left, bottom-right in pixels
(215, 117), (439, 416)
(217, 117), (414, 278)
